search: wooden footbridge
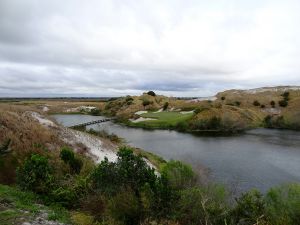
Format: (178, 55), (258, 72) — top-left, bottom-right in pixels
(69, 118), (114, 128)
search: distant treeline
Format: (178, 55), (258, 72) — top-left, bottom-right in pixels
(0, 97), (118, 102)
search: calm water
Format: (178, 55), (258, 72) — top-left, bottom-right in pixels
(53, 114), (300, 192)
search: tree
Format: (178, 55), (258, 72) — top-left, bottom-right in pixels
(221, 96), (226, 101)
(147, 91), (156, 96)
(282, 91), (290, 101)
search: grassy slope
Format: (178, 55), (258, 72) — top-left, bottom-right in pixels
(216, 87), (300, 129)
(0, 184), (71, 225)
(135, 111), (194, 128)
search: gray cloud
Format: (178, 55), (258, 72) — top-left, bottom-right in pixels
(0, 0), (300, 97)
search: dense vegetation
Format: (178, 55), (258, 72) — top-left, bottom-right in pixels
(1, 144), (298, 225)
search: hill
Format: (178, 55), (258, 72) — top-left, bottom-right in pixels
(102, 87), (300, 132)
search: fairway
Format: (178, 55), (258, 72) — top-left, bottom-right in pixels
(136, 111), (194, 127)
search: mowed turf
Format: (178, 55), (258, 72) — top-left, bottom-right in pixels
(137, 111), (194, 127)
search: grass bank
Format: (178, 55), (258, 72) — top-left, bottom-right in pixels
(127, 111), (194, 129)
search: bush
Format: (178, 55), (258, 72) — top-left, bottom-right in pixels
(90, 108), (101, 116)
(80, 193), (106, 221)
(91, 147), (157, 195)
(176, 121), (189, 131)
(177, 186), (229, 225)
(60, 147), (75, 164)
(192, 116), (222, 130)
(270, 100), (275, 108)
(253, 100), (260, 106)
(221, 96), (226, 101)
(60, 147), (82, 174)
(232, 189), (266, 225)
(17, 154), (53, 194)
(91, 147), (163, 224)
(161, 160), (197, 190)
(235, 101), (241, 106)
(281, 91), (290, 101)
(147, 91), (156, 96)
(163, 102), (169, 111)
(260, 104), (265, 108)
(264, 115), (272, 127)
(0, 139), (11, 155)
(278, 99), (288, 107)
(142, 99), (152, 108)
(108, 188), (141, 225)
(265, 183), (300, 225)
(125, 96), (134, 105)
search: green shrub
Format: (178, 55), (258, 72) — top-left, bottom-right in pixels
(60, 147), (82, 174)
(281, 91), (290, 101)
(161, 160), (197, 190)
(17, 154), (53, 194)
(177, 186), (229, 225)
(69, 157), (83, 174)
(80, 193), (106, 221)
(142, 99), (152, 108)
(87, 129), (121, 143)
(265, 183), (300, 225)
(176, 121), (189, 131)
(125, 96), (134, 105)
(192, 116), (222, 130)
(60, 147), (75, 164)
(264, 115), (272, 127)
(108, 188), (141, 225)
(90, 108), (101, 116)
(232, 189), (266, 225)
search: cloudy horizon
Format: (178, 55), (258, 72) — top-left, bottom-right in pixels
(0, 0), (300, 97)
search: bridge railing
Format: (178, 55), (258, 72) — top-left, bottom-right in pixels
(68, 118), (113, 128)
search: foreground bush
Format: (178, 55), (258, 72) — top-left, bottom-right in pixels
(17, 154), (53, 194)
(177, 185), (229, 225)
(265, 184), (300, 225)
(13, 147), (300, 225)
(60, 147), (83, 174)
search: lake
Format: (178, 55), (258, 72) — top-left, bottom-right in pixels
(52, 114), (300, 193)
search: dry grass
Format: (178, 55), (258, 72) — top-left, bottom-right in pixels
(0, 104), (65, 183)
(13, 100), (105, 114)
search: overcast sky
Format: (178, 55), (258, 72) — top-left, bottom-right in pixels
(0, 0), (300, 97)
